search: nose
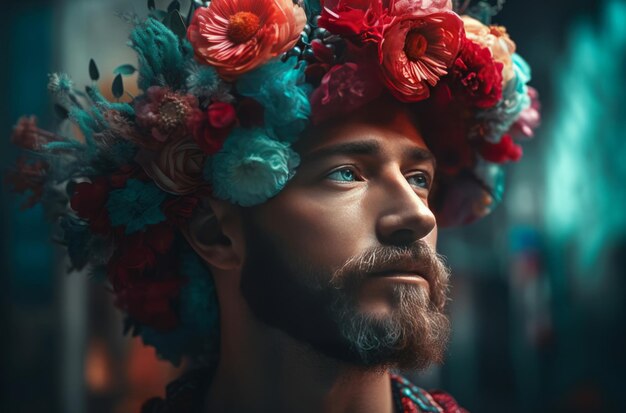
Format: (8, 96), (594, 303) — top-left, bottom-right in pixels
(375, 173), (437, 247)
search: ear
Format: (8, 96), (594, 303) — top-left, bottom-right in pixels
(181, 197), (244, 271)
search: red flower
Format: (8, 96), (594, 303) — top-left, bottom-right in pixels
(108, 232), (156, 289)
(115, 278), (184, 331)
(145, 222), (176, 255)
(11, 115), (63, 151)
(479, 134), (522, 163)
(379, 11), (464, 102)
(70, 178), (112, 234)
(448, 38), (503, 109)
(310, 61), (383, 124)
(188, 102), (236, 155)
(310, 40), (335, 64)
(5, 157), (48, 210)
(163, 196), (201, 227)
(319, 0), (387, 46)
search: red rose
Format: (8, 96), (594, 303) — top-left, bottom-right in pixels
(448, 38), (504, 109)
(479, 134), (523, 163)
(208, 102), (236, 128)
(189, 103), (236, 155)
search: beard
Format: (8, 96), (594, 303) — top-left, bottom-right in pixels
(239, 220), (451, 371)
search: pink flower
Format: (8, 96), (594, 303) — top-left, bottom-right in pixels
(135, 138), (208, 196)
(379, 11), (463, 102)
(390, 0), (452, 15)
(134, 87), (199, 143)
(187, 0), (306, 80)
(310, 62), (384, 124)
(510, 87), (541, 138)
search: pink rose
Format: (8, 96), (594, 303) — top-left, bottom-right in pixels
(135, 139), (208, 195)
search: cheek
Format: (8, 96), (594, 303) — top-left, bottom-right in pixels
(257, 188), (374, 269)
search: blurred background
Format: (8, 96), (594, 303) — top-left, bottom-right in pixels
(1, 0), (625, 412)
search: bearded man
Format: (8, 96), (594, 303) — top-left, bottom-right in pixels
(8, 0), (539, 412)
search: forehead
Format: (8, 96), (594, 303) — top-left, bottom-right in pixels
(295, 100), (431, 159)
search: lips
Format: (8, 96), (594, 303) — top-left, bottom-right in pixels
(369, 269), (431, 285)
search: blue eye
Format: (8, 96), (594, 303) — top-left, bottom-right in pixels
(327, 168), (357, 182)
(407, 173), (430, 189)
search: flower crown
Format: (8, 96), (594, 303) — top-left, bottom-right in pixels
(7, 0), (539, 364)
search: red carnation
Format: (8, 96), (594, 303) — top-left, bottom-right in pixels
(479, 134), (523, 163)
(448, 38), (504, 109)
(318, 0), (387, 46)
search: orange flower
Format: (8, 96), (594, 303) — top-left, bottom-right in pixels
(187, 0), (306, 80)
(379, 11), (463, 102)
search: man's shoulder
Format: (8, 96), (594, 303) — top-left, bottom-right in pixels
(391, 374), (469, 413)
(141, 369), (468, 413)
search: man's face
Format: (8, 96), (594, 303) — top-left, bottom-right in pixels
(238, 102), (451, 370)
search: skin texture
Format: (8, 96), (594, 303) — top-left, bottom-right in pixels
(184, 98), (450, 413)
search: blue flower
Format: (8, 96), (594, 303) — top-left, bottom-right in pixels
(211, 128), (300, 207)
(472, 54), (532, 142)
(237, 57), (312, 142)
(106, 179), (167, 234)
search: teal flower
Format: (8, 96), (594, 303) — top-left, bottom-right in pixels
(106, 179), (167, 234)
(47, 72), (74, 97)
(211, 128), (300, 207)
(472, 54), (532, 142)
(237, 57), (312, 142)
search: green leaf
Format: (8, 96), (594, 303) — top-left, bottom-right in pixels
(167, 0), (180, 12)
(54, 104), (69, 119)
(166, 10), (187, 39)
(89, 58), (100, 81)
(114, 64), (137, 76)
(112, 74), (124, 99)
(148, 0), (156, 10)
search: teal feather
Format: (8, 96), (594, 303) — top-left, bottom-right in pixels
(128, 17), (191, 91)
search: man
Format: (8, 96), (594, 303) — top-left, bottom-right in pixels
(8, 0), (538, 412)
(180, 99), (453, 412)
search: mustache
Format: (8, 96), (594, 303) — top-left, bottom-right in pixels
(330, 241), (451, 309)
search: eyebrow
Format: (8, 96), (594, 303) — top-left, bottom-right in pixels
(303, 139), (436, 169)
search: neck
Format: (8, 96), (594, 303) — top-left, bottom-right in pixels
(204, 281), (395, 413)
